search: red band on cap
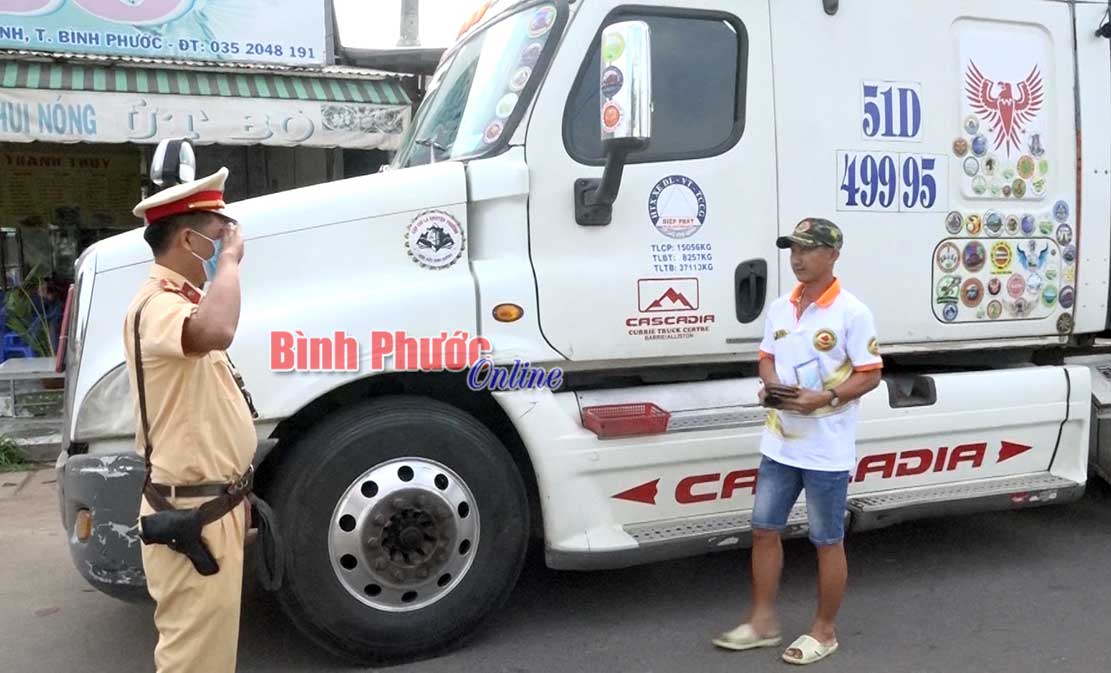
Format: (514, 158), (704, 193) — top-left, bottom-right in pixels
(146, 190), (226, 224)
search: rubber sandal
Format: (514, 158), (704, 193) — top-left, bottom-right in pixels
(711, 623), (782, 651)
(782, 634), (839, 665)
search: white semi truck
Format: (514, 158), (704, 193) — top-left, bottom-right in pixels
(55, 0), (1111, 664)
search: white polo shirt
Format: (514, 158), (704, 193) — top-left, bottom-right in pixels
(758, 279), (882, 472)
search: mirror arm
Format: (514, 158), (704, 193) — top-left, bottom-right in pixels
(574, 141), (640, 226)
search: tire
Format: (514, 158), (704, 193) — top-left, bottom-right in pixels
(268, 395), (530, 665)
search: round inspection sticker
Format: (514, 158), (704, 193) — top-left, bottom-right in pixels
(991, 242), (1012, 271)
(1007, 273), (1026, 298)
(648, 175), (707, 239)
(972, 135), (988, 156)
(983, 156), (999, 176)
(601, 66), (624, 99)
(495, 93), (518, 119)
(1021, 214), (1036, 235)
(987, 300), (1003, 320)
(1032, 177), (1047, 196)
(988, 277), (1002, 296)
(1063, 244), (1076, 263)
(936, 242), (960, 273)
(946, 211), (964, 235)
(1012, 297), (1032, 317)
(984, 211), (1003, 234)
(1026, 272), (1044, 296)
(405, 210), (465, 270)
(961, 278), (984, 308)
(1059, 286), (1075, 309)
(520, 42), (543, 66)
(508, 66), (533, 92)
(482, 120), (504, 145)
(1017, 155), (1036, 180)
(1012, 179), (1027, 199)
(953, 137), (968, 157)
(973, 176), (988, 195)
(1004, 215), (1020, 236)
(964, 116), (980, 135)
(1054, 200), (1069, 222)
(1056, 224), (1073, 246)
(1002, 184), (1012, 198)
(602, 32), (625, 63)
(963, 241), (986, 272)
(942, 304), (959, 322)
(963, 156), (980, 177)
(1042, 284), (1058, 307)
(602, 101), (623, 132)
(528, 5), (557, 37)
(966, 214), (982, 235)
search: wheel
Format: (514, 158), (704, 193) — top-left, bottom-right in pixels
(268, 395), (530, 664)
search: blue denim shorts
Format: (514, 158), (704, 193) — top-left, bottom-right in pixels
(751, 455), (850, 546)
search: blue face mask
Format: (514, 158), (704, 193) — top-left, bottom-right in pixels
(188, 231), (223, 283)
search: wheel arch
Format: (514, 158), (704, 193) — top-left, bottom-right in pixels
(255, 372), (544, 538)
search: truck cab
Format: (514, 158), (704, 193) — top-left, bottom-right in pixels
(56, 0), (1111, 665)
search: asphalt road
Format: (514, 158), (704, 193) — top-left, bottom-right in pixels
(3, 468), (1111, 673)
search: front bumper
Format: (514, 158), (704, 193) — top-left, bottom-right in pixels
(56, 448), (150, 602)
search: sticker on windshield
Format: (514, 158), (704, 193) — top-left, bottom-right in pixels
(528, 5), (557, 37)
(496, 93), (518, 119)
(520, 42), (543, 66)
(509, 66), (532, 92)
(483, 120), (504, 145)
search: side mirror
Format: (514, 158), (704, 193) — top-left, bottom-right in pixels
(575, 20), (652, 226)
(149, 138), (196, 192)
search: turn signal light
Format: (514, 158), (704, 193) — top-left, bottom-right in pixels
(492, 303), (524, 322)
(75, 509), (92, 542)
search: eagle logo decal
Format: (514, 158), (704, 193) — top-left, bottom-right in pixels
(965, 62), (1044, 157)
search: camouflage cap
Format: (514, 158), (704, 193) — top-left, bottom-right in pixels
(776, 217), (843, 250)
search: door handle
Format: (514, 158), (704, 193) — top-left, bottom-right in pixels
(735, 259), (767, 324)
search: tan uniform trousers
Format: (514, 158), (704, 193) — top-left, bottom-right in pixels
(140, 496), (249, 673)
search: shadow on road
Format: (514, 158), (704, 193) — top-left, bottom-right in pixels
(238, 478), (1111, 671)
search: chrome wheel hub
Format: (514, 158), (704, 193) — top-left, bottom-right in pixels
(328, 458), (479, 611)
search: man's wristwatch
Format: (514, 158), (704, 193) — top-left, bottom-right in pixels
(827, 388), (841, 407)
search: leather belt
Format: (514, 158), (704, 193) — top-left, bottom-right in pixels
(152, 465), (254, 500)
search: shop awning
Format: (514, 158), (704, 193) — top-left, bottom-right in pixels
(0, 58), (412, 150)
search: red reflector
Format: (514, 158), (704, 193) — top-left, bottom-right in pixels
(581, 403), (670, 438)
(54, 284), (74, 373)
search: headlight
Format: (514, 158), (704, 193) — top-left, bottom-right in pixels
(74, 363), (135, 441)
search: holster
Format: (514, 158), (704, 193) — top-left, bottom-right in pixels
(139, 507), (220, 576)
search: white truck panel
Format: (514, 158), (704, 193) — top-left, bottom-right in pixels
(772, 0), (1081, 344)
(1073, 2), (1111, 333)
(500, 364), (1085, 559)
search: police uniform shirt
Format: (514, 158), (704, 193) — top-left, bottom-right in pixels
(123, 263), (256, 486)
(758, 279), (882, 472)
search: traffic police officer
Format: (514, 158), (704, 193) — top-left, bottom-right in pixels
(124, 166), (256, 673)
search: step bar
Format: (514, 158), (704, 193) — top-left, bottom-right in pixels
(546, 472), (1084, 570)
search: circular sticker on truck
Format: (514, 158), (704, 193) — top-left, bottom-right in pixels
(405, 210), (465, 270)
(648, 175), (707, 239)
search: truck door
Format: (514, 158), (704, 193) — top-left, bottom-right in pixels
(525, 0), (778, 363)
(770, 0), (1082, 343)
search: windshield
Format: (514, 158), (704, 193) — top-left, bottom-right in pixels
(392, 1), (563, 168)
